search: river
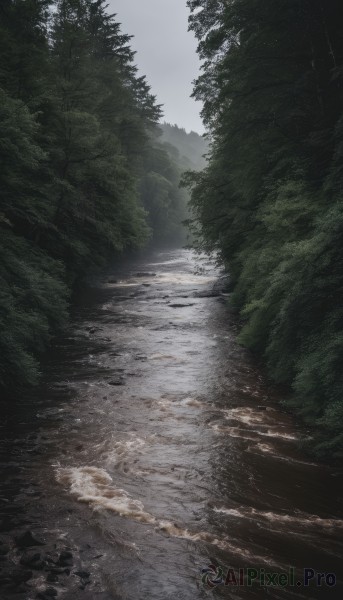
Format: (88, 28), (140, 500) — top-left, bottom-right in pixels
(0, 249), (342, 600)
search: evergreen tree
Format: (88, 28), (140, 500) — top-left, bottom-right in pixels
(186, 0), (343, 456)
(0, 0), (188, 394)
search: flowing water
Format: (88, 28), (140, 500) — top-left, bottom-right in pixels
(1, 249), (342, 599)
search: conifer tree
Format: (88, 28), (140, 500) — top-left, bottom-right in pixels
(186, 0), (343, 456)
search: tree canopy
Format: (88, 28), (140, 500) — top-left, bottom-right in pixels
(185, 0), (343, 457)
(0, 0), (191, 393)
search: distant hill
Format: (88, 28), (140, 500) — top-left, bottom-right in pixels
(159, 123), (208, 171)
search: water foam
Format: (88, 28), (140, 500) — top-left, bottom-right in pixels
(56, 466), (153, 522)
(259, 430), (298, 441)
(220, 408), (298, 441)
(211, 423), (259, 441)
(213, 506), (343, 529)
(104, 436), (146, 472)
(56, 466), (278, 563)
(223, 407), (268, 426)
(181, 397), (203, 408)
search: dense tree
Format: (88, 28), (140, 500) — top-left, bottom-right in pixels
(0, 0), (189, 394)
(0, 89), (68, 389)
(140, 133), (189, 245)
(186, 0), (343, 456)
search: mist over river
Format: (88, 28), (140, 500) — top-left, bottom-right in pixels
(1, 249), (342, 600)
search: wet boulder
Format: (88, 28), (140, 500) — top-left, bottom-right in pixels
(20, 550), (45, 569)
(169, 303), (195, 308)
(15, 530), (45, 548)
(0, 565), (33, 586)
(108, 378), (125, 386)
(57, 549), (73, 567)
(74, 570), (91, 579)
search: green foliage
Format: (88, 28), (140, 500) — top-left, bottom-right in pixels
(139, 130), (193, 246)
(0, 230), (68, 390)
(186, 0), (343, 457)
(0, 0), (190, 394)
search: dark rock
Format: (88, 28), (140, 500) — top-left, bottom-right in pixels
(20, 551), (44, 569)
(0, 567), (33, 585)
(58, 549), (73, 560)
(15, 531), (45, 548)
(107, 278), (118, 284)
(170, 303), (195, 308)
(257, 405), (267, 411)
(0, 542), (10, 555)
(57, 549), (73, 567)
(46, 573), (58, 583)
(48, 567), (66, 575)
(108, 379), (125, 386)
(135, 272), (156, 277)
(74, 570), (91, 579)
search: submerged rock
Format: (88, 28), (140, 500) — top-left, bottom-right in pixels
(108, 379), (125, 386)
(74, 569), (91, 580)
(15, 531), (45, 548)
(20, 551), (45, 569)
(57, 549), (73, 567)
(169, 303), (196, 308)
(0, 565), (33, 586)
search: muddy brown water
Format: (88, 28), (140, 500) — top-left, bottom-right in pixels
(0, 249), (342, 600)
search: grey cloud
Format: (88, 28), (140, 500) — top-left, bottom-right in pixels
(108, 0), (204, 133)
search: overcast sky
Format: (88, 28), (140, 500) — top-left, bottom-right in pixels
(108, 0), (204, 134)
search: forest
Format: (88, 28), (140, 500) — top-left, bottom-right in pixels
(0, 0), (205, 396)
(1, 3), (343, 598)
(1, 0), (342, 460)
(185, 0), (343, 457)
